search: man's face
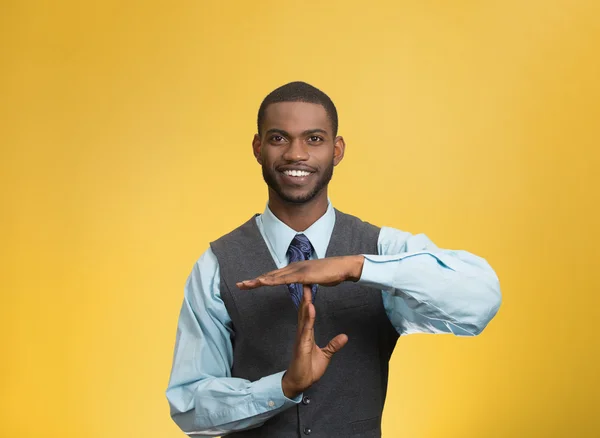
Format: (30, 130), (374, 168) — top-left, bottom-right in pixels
(253, 101), (345, 204)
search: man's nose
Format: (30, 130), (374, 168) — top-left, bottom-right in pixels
(282, 139), (309, 161)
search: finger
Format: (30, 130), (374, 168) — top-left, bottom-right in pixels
(295, 284), (308, 326)
(298, 286), (310, 328)
(258, 273), (301, 287)
(320, 334), (348, 360)
(299, 302), (315, 345)
(259, 262), (308, 282)
(236, 279), (259, 289)
(297, 287), (306, 327)
(237, 271), (304, 289)
(236, 275), (285, 289)
(296, 285), (311, 329)
(236, 265), (294, 288)
(300, 283), (316, 330)
(302, 284), (312, 304)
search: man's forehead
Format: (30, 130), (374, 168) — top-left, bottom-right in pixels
(263, 101), (331, 133)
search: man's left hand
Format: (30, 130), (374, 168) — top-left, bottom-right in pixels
(236, 255), (365, 290)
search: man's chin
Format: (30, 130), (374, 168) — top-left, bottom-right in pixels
(276, 189), (318, 204)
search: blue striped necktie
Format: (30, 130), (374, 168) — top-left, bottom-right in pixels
(286, 234), (317, 308)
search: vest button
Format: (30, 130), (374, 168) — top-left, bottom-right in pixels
(303, 427), (312, 435)
(302, 396), (311, 405)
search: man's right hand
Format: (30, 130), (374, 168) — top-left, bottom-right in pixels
(281, 285), (348, 399)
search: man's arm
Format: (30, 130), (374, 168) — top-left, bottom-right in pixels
(238, 227), (501, 337)
(361, 227), (502, 336)
(166, 249), (300, 436)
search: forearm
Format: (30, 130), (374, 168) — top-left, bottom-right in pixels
(359, 250), (501, 334)
(167, 250), (301, 436)
(167, 371), (300, 436)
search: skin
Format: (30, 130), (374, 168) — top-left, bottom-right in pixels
(235, 101), (367, 398)
(254, 101), (342, 230)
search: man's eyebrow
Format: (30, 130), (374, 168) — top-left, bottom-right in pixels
(265, 128), (291, 137)
(302, 129), (328, 136)
(264, 128), (328, 137)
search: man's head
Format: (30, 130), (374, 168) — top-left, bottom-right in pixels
(253, 81), (345, 205)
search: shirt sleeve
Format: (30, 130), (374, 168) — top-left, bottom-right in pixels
(166, 248), (301, 436)
(357, 227), (502, 336)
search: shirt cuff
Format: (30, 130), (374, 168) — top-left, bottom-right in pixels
(357, 254), (399, 290)
(251, 371), (302, 412)
(358, 252), (451, 291)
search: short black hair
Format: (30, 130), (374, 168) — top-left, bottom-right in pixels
(257, 81), (338, 136)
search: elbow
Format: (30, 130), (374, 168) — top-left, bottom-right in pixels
(443, 271), (502, 337)
(170, 410), (223, 437)
(466, 276), (502, 336)
(167, 390), (214, 437)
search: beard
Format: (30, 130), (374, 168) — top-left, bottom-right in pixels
(262, 160), (334, 204)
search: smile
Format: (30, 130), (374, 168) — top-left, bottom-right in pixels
(283, 170), (312, 177)
(278, 169), (315, 185)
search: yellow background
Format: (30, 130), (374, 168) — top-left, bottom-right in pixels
(1, 0), (599, 437)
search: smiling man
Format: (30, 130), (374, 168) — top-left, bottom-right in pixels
(166, 81), (502, 437)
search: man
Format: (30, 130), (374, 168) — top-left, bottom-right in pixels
(166, 81), (501, 437)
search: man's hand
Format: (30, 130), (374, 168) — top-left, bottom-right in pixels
(235, 256), (361, 398)
(281, 285), (348, 398)
(236, 255), (365, 290)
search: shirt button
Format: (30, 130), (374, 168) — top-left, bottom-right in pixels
(267, 400), (275, 407)
(302, 396), (311, 405)
(303, 427), (312, 435)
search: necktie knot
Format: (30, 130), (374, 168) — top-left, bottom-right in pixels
(288, 234), (312, 260)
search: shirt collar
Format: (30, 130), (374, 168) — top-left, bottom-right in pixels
(260, 200), (336, 266)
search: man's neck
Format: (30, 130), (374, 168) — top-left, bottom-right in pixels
(267, 190), (329, 232)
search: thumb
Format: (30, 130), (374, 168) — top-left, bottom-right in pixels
(321, 333), (348, 360)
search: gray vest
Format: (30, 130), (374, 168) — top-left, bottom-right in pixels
(210, 209), (399, 437)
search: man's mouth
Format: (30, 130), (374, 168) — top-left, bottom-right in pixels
(278, 168), (315, 184)
(282, 169), (312, 177)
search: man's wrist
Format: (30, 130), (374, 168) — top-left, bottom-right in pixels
(347, 255), (365, 282)
(281, 373), (302, 399)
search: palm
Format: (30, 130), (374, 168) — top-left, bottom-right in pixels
(311, 344), (334, 378)
(282, 285), (348, 398)
(236, 255), (363, 290)
(297, 338), (333, 379)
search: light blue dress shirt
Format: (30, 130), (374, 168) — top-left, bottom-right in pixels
(166, 202), (501, 436)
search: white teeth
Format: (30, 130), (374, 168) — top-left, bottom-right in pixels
(284, 170), (311, 177)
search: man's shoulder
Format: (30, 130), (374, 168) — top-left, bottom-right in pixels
(214, 214), (258, 239)
(333, 208), (381, 232)
(208, 214), (261, 257)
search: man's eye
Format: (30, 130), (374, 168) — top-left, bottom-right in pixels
(270, 135), (285, 142)
(308, 136), (323, 142)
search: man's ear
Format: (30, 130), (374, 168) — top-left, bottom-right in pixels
(333, 136), (346, 166)
(252, 134), (262, 164)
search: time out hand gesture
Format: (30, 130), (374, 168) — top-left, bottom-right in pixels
(281, 285), (348, 398)
(235, 256), (365, 398)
